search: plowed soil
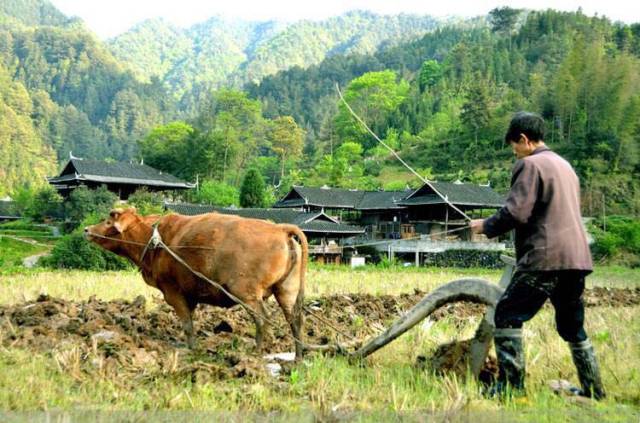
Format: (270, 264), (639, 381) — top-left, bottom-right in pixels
(0, 287), (637, 382)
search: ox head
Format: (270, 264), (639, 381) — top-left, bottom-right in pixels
(84, 207), (142, 252)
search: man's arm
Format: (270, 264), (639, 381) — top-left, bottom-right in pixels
(471, 159), (541, 239)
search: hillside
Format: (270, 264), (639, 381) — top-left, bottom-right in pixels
(245, 10), (640, 214)
(0, 0), (71, 27)
(108, 11), (442, 107)
(0, 1), (177, 195)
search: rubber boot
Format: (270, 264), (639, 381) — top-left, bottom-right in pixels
(490, 328), (525, 397)
(569, 339), (606, 400)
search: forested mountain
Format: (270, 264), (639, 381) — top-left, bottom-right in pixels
(246, 9), (640, 215)
(0, 1), (176, 195)
(0, 0), (72, 27)
(0, 63), (57, 196)
(108, 11), (442, 109)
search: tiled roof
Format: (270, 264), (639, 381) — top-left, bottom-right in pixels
(164, 203), (364, 235)
(274, 186), (410, 210)
(401, 181), (504, 207)
(276, 183), (503, 210)
(356, 190), (411, 210)
(276, 186), (365, 209)
(48, 159), (194, 189)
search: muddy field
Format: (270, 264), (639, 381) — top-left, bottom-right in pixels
(1, 287), (638, 384)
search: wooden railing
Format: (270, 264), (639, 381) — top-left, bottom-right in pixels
(309, 245), (343, 255)
(376, 239), (506, 253)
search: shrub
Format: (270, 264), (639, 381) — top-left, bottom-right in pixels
(422, 249), (505, 268)
(590, 215), (640, 265)
(40, 233), (131, 271)
(191, 180), (238, 206)
(0, 219), (49, 232)
(375, 256), (401, 269)
(127, 187), (165, 215)
(592, 232), (624, 258)
(64, 186), (118, 231)
(40, 214), (131, 271)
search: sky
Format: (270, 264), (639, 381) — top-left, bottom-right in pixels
(49, 0), (639, 39)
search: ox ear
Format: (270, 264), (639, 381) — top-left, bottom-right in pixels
(109, 208), (127, 233)
(110, 208), (124, 220)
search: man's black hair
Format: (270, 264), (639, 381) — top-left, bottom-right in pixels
(504, 111), (545, 144)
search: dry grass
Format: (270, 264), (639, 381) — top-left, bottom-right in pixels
(0, 263), (634, 305)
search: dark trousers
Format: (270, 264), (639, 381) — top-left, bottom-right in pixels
(494, 270), (588, 343)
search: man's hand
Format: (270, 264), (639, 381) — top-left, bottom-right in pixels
(469, 219), (485, 235)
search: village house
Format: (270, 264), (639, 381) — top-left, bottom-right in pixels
(275, 182), (503, 239)
(274, 182), (507, 262)
(47, 158), (194, 200)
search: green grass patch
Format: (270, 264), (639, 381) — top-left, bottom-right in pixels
(0, 229), (57, 239)
(375, 165), (422, 189)
(0, 236), (49, 270)
(0, 220), (50, 232)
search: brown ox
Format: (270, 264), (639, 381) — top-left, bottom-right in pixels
(85, 208), (307, 358)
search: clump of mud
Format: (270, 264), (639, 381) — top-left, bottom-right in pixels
(420, 340), (499, 384)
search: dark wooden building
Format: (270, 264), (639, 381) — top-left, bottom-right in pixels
(165, 203), (365, 264)
(274, 182), (504, 242)
(399, 181), (504, 241)
(48, 159), (194, 200)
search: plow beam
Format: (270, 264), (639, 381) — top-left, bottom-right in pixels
(350, 278), (504, 360)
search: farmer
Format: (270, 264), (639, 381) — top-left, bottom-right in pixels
(470, 111), (605, 400)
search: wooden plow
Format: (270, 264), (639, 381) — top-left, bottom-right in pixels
(336, 255), (515, 378)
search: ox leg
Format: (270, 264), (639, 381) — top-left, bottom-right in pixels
(164, 291), (196, 349)
(246, 298), (268, 352)
(274, 291), (304, 360)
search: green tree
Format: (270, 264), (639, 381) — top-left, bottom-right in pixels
(10, 185), (36, 216)
(127, 187), (165, 216)
(315, 141), (366, 188)
(334, 70), (409, 151)
(191, 180), (239, 207)
(489, 7), (521, 34)
(197, 89), (265, 184)
(268, 116), (305, 181)
(239, 168), (267, 208)
(418, 60), (443, 92)
(460, 77), (492, 151)
(138, 121), (194, 179)
(25, 187), (63, 222)
(64, 186), (118, 229)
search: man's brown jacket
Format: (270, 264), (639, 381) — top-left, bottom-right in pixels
(483, 146), (593, 272)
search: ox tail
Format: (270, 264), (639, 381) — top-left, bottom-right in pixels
(280, 224), (308, 315)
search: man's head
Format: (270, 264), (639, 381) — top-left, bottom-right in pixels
(505, 111), (545, 159)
